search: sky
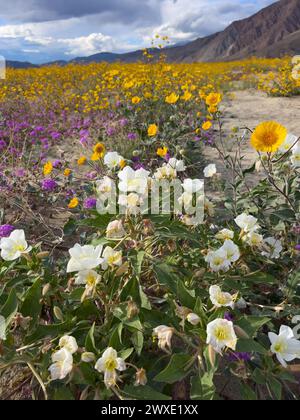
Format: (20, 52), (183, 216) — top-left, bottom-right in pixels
(0, 0), (276, 64)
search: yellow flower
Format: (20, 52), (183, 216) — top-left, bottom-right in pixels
(157, 147), (168, 158)
(182, 91), (192, 101)
(77, 156), (87, 166)
(120, 159), (127, 169)
(208, 106), (217, 114)
(195, 128), (201, 135)
(43, 161), (53, 176)
(197, 111), (202, 117)
(251, 121), (287, 153)
(206, 92), (222, 107)
(148, 124), (158, 137)
(64, 168), (72, 177)
(132, 96), (141, 104)
(202, 121), (212, 131)
(165, 93), (179, 104)
(91, 143), (106, 161)
(68, 197), (79, 209)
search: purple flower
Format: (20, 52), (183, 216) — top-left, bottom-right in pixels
(120, 118), (128, 127)
(127, 132), (137, 140)
(228, 352), (251, 362)
(84, 197), (97, 209)
(15, 168), (26, 177)
(52, 159), (62, 168)
(295, 245), (300, 251)
(42, 179), (57, 191)
(224, 312), (234, 322)
(0, 224), (14, 238)
(0, 140), (6, 150)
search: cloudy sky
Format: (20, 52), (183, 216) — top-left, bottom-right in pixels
(0, 0), (275, 63)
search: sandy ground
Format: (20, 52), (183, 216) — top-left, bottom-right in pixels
(204, 89), (300, 166)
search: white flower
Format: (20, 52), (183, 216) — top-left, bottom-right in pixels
(106, 220), (126, 239)
(209, 285), (234, 309)
(182, 179), (204, 194)
(81, 352), (96, 363)
(102, 247), (122, 270)
(118, 193), (143, 215)
(262, 237), (283, 259)
(0, 230), (32, 261)
(205, 249), (231, 272)
(279, 133), (298, 153)
(118, 166), (149, 195)
(49, 348), (73, 381)
(96, 176), (114, 196)
(153, 325), (174, 353)
(178, 192), (193, 209)
(59, 335), (78, 354)
(220, 240), (240, 263)
(243, 231), (264, 248)
(291, 144), (300, 168)
(215, 229), (234, 241)
(67, 244), (103, 273)
(154, 164), (177, 180)
(203, 164), (217, 178)
(75, 270), (101, 297)
(234, 213), (259, 233)
(186, 313), (201, 326)
(104, 152), (123, 169)
(269, 325), (300, 368)
(168, 158), (186, 172)
(0, 315), (6, 341)
(95, 347), (126, 389)
(206, 319), (237, 354)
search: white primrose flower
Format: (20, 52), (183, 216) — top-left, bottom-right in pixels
(182, 179), (203, 194)
(0, 315), (6, 341)
(118, 192), (143, 215)
(203, 163), (217, 178)
(75, 270), (101, 296)
(261, 237), (283, 259)
(279, 133), (298, 153)
(102, 247), (122, 270)
(234, 213), (260, 233)
(96, 176), (114, 196)
(153, 325), (174, 353)
(67, 244), (103, 273)
(0, 229), (32, 261)
(269, 325), (300, 368)
(104, 152), (123, 169)
(49, 348), (74, 381)
(215, 229), (234, 241)
(209, 285), (235, 309)
(59, 335), (78, 354)
(168, 158), (186, 172)
(118, 166), (149, 195)
(206, 319), (237, 354)
(106, 220), (126, 239)
(204, 198), (215, 217)
(186, 313), (201, 326)
(154, 164), (177, 180)
(243, 231), (264, 248)
(291, 143), (300, 168)
(220, 240), (240, 263)
(205, 249), (231, 273)
(95, 347), (126, 389)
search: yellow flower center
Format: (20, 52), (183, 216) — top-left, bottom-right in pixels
(214, 327), (229, 341)
(105, 358), (117, 372)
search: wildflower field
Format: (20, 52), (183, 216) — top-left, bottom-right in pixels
(0, 54), (299, 401)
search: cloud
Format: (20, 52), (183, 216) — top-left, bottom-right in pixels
(0, 0), (276, 63)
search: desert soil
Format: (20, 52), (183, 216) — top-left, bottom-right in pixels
(204, 89), (300, 167)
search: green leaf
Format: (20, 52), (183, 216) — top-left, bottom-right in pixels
(25, 320), (75, 344)
(267, 376), (282, 400)
(131, 330), (144, 355)
(1, 289), (18, 324)
(123, 385), (171, 400)
(119, 348), (134, 360)
(131, 251), (145, 278)
(20, 278), (42, 323)
(236, 338), (268, 355)
(190, 373), (216, 400)
(237, 316), (271, 338)
(53, 387), (75, 400)
(154, 263), (178, 295)
(240, 383), (257, 400)
(85, 323), (97, 353)
(154, 354), (194, 384)
(177, 280), (196, 309)
(120, 277), (140, 304)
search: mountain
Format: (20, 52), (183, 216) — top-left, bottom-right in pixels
(5, 0), (300, 68)
(6, 60), (38, 69)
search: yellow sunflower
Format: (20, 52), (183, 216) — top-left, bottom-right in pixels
(251, 121), (287, 153)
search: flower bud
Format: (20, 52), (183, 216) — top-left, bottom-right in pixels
(36, 251), (50, 259)
(53, 306), (64, 321)
(81, 352), (96, 363)
(42, 283), (51, 296)
(134, 368), (147, 386)
(187, 313), (201, 326)
(127, 301), (139, 319)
